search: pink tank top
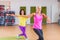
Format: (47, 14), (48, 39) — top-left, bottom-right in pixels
(33, 13), (43, 29)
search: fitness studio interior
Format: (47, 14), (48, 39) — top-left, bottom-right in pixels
(0, 0), (60, 40)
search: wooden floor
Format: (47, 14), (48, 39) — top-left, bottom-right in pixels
(0, 24), (60, 40)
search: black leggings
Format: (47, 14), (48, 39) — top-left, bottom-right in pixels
(33, 29), (44, 40)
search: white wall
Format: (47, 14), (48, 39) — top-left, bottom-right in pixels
(51, 0), (59, 23)
(0, 0), (59, 24)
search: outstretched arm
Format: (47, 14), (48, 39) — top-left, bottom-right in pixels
(42, 13), (47, 18)
(13, 15), (20, 17)
(27, 13), (35, 18)
(19, 13), (35, 18)
(11, 13), (35, 18)
(42, 13), (51, 23)
(11, 14), (25, 17)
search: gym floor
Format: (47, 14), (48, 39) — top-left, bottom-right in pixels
(0, 24), (60, 40)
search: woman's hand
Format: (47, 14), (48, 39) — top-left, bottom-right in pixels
(6, 14), (10, 16)
(11, 14), (15, 16)
(47, 17), (51, 23)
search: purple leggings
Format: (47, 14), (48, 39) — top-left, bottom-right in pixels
(18, 26), (27, 38)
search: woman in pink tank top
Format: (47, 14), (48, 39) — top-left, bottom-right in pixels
(29, 6), (48, 40)
(33, 13), (44, 40)
(33, 13), (43, 29)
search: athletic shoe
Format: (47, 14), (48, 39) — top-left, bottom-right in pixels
(25, 38), (29, 40)
(16, 35), (19, 39)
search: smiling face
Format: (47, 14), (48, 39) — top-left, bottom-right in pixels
(21, 10), (25, 15)
(36, 6), (42, 14)
(20, 9), (25, 15)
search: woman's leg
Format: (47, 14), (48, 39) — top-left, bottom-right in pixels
(33, 29), (44, 40)
(19, 26), (27, 38)
(39, 30), (44, 40)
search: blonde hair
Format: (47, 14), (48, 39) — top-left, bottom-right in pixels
(36, 6), (41, 10)
(36, 6), (42, 13)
